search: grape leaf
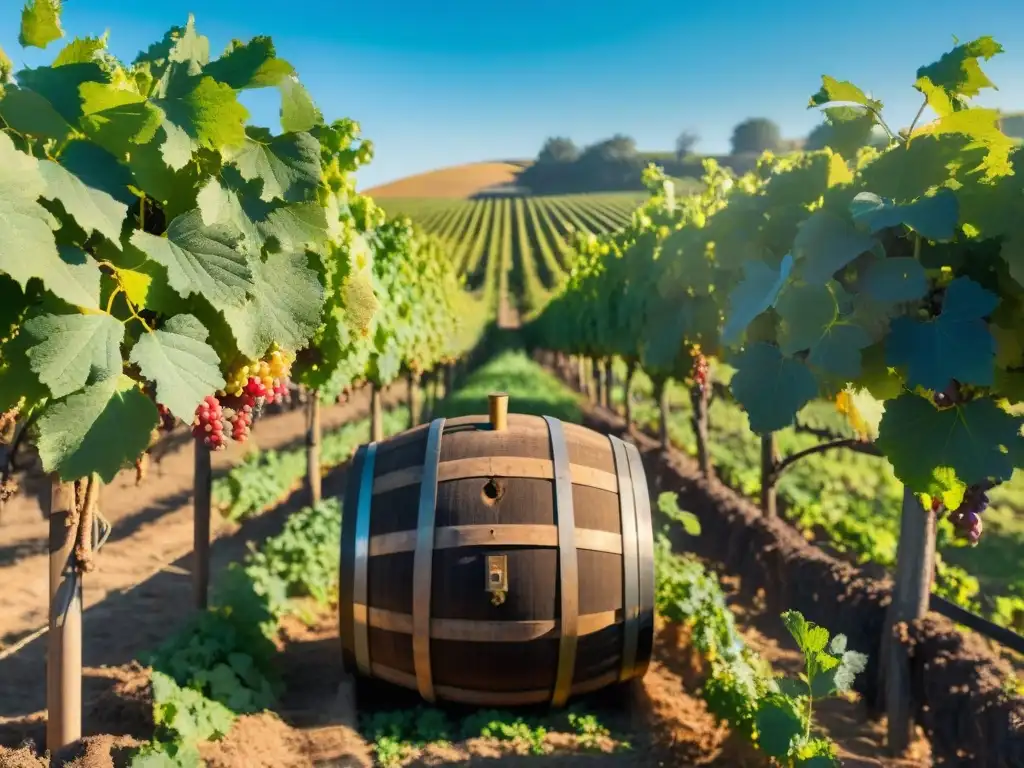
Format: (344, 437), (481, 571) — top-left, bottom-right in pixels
(129, 314), (225, 420)
(860, 256), (927, 304)
(809, 75), (882, 113)
(21, 312), (124, 399)
(0, 86), (73, 142)
(808, 322), (872, 379)
(754, 697), (803, 758)
(259, 202), (330, 254)
(154, 75), (249, 160)
(130, 209), (253, 307)
(722, 253), (793, 344)
(793, 211), (876, 285)
(886, 277), (997, 391)
(226, 128), (321, 203)
(59, 140), (135, 206)
(877, 393), (1024, 491)
(15, 62), (108, 125)
(729, 343), (817, 433)
(38, 159), (128, 246)
(203, 37), (295, 89)
(849, 189), (959, 241)
(775, 282), (836, 355)
(36, 374), (158, 483)
(221, 250), (325, 358)
(19, 0), (64, 49)
(52, 36), (107, 66)
(278, 77), (322, 133)
(79, 81), (163, 157)
(916, 37), (1003, 101)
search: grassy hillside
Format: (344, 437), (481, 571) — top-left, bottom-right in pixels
(364, 161), (527, 198)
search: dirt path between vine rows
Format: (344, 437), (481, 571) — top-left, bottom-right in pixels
(0, 382), (408, 735)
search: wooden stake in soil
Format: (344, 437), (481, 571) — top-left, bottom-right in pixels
(885, 487), (935, 754)
(306, 395), (322, 505)
(624, 360), (637, 427)
(193, 441), (212, 610)
(760, 433), (778, 517)
(408, 370), (422, 428)
(47, 478), (81, 752)
(371, 383), (383, 442)
(603, 358), (613, 411)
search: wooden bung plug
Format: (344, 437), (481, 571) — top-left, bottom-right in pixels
(488, 392), (508, 431)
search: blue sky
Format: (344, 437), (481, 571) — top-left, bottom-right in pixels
(3, 0), (1024, 189)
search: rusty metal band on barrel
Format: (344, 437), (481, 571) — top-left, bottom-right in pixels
(624, 441), (655, 679)
(544, 416), (578, 707)
(353, 442), (378, 676)
(608, 435), (640, 682)
(412, 418), (447, 702)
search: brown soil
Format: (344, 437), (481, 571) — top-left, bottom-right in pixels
(364, 163), (525, 199)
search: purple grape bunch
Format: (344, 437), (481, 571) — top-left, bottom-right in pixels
(947, 484), (990, 544)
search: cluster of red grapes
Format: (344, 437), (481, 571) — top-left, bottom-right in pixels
(191, 349), (292, 451)
(931, 484), (990, 544)
(691, 347), (709, 395)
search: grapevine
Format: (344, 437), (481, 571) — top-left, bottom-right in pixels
(531, 37), (1024, 542)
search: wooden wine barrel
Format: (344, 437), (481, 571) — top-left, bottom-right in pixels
(338, 396), (655, 707)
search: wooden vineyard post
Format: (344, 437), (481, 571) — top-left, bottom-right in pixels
(444, 363), (455, 399)
(193, 441), (212, 610)
(408, 370), (422, 428)
(371, 383), (384, 443)
(690, 381), (713, 481)
(885, 487), (935, 754)
(653, 378), (670, 449)
(603, 358), (614, 412)
(760, 433), (778, 517)
(594, 359), (605, 408)
(47, 478), (81, 752)
(623, 360), (636, 427)
(306, 395), (322, 505)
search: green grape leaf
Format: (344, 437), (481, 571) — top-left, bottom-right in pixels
(58, 140), (135, 206)
(226, 127), (321, 203)
(203, 36), (295, 89)
(0, 86), (73, 142)
(754, 697), (804, 758)
(15, 62), (108, 125)
(850, 189), (958, 241)
(126, 139), (203, 220)
(52, 36), (107, 66)
(809, 75), (882, 113)
(860, 257), (927, 304)
(886, 277), (997, 391)
(22, 312), (124, 399)
(876, 394), (1024, 491)
(128, 314), (226, 420)
(130, 209), (253, 307)
(722, 254), (793, 344)
(259, 202), (329, 253)
(776, 283), (837, 355)
(915, 37), (1003, 101)
(793, 211), (876, 285)
(278, 77), (322, 133)
(154, 75), (249, 163)
(36, 374), (158, 483)
(79, 81), (163, 157)
(221, 250), (325, 358)
(730, 343), (817, 434)
(19, 0), (65, 49)
(38, 159), (128, 246)
(808, 322), (872, 379)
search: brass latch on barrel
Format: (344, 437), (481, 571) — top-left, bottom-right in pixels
(486, 554), (508, 606)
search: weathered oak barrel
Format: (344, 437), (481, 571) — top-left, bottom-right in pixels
(338, 394), (655, 707)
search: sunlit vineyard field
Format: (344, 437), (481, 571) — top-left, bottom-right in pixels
(378, 193), (646, 314)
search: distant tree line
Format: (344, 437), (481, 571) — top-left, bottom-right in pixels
(518, 115), (886, 195)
